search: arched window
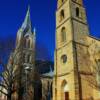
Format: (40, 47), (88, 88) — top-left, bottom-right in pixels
(76, 7), (79, 17)
(60, 9), (65, 21)
(61, 27), (66, 42)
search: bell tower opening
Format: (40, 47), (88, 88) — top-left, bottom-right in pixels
(60, 9), (65, 22)
(76, 7), (79, 17)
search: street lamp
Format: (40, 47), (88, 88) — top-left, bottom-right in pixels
(24, 65), (32, 100)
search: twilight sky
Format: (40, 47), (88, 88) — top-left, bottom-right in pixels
(0, 0), (100, 62)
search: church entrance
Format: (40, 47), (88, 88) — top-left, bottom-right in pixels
(61, 80), (69, 100)
(65, 92), (69, 100)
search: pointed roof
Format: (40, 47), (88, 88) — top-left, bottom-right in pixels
(21, 6), (32, 33)
(42, 65), (54, 77)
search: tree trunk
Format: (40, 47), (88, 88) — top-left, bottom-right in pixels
(7, 94), (12, 100)
(7, 90), (12, 100)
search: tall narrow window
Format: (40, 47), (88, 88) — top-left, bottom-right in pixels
(27, 39), (30, 48)
(61, 27), (66, 42)
(60, 9), (65, 21)
(24, 38), (27, 48)
(76, 7), (79, 17)
(27, 54), (30, 63)
(24, 35), (31, 48)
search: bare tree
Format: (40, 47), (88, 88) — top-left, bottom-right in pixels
(0, 47), (22, 100)
(0, 56), (14, 100)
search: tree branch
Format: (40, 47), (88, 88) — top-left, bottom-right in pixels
(0, 73), (9, 87)
(0, 83), (8, 91)
(0, 89), (8, 96)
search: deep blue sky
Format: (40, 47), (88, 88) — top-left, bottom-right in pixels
(0, 0), (100, 62)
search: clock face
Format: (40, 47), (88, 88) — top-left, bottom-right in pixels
(61, 55), (67, 63)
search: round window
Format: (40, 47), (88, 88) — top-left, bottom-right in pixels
(61, 55), (67, 63)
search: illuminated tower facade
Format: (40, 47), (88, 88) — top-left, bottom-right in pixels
(53, 0), (100, 100)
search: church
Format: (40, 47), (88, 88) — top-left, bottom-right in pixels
(0, 0), (100, 100)
(6, 6), (53, 100)
(53, 0), (100, 100)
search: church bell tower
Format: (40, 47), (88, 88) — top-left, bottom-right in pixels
(13, 7), (37, 100)
(53, 0), (92, 100)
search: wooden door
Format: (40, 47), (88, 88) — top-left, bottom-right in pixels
(65, 92), (69, 100)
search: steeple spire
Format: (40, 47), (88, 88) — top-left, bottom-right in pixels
(21, 5), (32, 33)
